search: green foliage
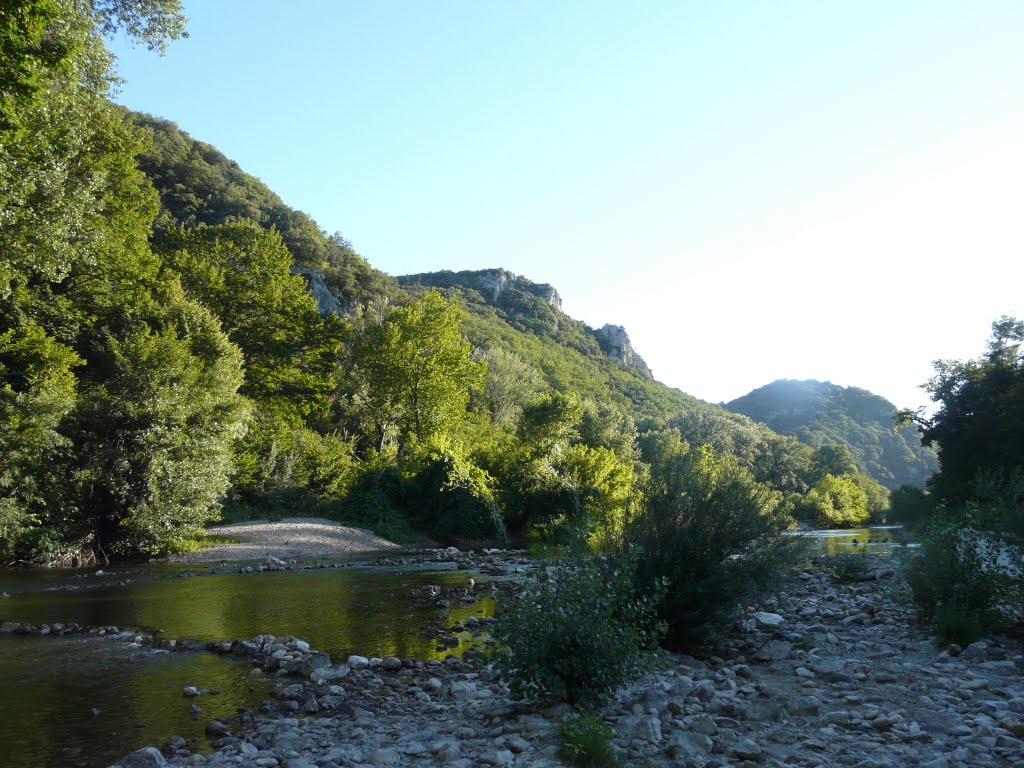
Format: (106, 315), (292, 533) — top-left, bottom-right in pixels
(889, 484), (932, 527)
(726, 379), (938, 489)
(157, 223), (343, 421)
(624, 444), (801, 649)
(405, 441), (505, 544)
(493, 552), (663, 705)
(76, 300), (249, 555)
(473, 346), (544, 428)
(933, 606), (984, 647)
(0, 323), (81, 562)
(559, 711), (619, 768)
(799, 474), (870, 528)
(907, 506), (1023, 637)
(346, 290), (484, 453)
(907, 317), (1024, 504)
(824, 550), (872, 583)
(336, 464), (415, 543)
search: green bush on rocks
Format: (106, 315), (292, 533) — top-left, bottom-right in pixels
(492, 552), (664, 705)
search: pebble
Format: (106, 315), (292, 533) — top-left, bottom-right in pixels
(107, 557), (1023, 768)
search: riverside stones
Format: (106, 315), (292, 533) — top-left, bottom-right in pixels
(108, 556), (1024, 768)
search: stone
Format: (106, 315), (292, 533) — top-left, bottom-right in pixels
(620, 714), (662, 743)
(347, 655), (370, 669)
(381, 656), (402, 671)
(118, 747), (167, 768)
(731, 738), (766, 762)
(754, 611), (786, 630)
(961, 642), (990, 661)
(666, 731), (713, 758)
(182, 686), (201, 698)
(368, 747), (401, 765)
(788, 696), (821, 716)
(754, 640), (792, 662)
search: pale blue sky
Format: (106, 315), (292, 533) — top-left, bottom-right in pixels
(110, 2), (1024, 411)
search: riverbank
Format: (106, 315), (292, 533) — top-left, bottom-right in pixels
(167, 519), (402, 563)
(112, 558), (1024, 768)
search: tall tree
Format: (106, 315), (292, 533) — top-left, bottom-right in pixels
(348, 290), (484, 452)
(903, 316), (1024, 502)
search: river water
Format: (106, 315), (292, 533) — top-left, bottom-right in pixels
(0, 527), (916, 767)
(0, 556), (498, 768)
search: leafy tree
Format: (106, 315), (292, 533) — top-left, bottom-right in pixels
(473, 346), (544, 428)
(800, 473), (869, 528)
(75, 299), (249, 555)
(348, 290), (484, 452)
(156, 222), (343, 421)
(811, 444), (859, 479)
(903, 316), (1024, 503)
(0, 322), (81, 563)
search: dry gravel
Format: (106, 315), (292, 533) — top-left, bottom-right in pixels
(168, 518), (401, 563)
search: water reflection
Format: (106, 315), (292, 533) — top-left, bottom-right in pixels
(789, 525), (918, 556)
(0, 559), (497, 768)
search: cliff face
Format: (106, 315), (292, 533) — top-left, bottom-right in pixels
(593, 324), (652, 379)
(404, 268), (563, 312)
(291, 266), (346, 315)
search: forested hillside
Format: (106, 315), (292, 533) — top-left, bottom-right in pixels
(726, 379), (938, 489)
(0, 1), (897, 566)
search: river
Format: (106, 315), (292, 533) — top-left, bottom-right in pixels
(0, 527), (916, 768)
(0, 554), (501, 768)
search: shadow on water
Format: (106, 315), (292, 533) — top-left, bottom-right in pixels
(0, 558), (498, 768)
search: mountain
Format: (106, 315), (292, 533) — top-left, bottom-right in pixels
(129, 113), (817, 490)
(725, 379), (938, 489)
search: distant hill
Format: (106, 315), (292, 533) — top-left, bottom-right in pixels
(725, 379), (938, 488)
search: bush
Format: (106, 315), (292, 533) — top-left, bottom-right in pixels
(559, 711), (618, 768)
(406, 445), (506, 544)
(825, 550), (872, 583)
(934, 606), (984, 647)
(493, 552), (663, 705)
(907, 506), (1023, 637)
(625, 445), (802, 649)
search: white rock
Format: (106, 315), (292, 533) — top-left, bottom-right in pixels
(754, 611), (786, 630)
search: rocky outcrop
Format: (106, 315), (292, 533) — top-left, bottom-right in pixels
(290, 267), (346, 316)
(398, 269), (563, 313)
(593, 324), (652, 378)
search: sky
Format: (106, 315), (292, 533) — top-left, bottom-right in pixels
(109, 1), (1024, 412)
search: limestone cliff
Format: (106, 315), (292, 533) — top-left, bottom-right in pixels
(593, 324), (653, 379)
(290, 266), (346, 315)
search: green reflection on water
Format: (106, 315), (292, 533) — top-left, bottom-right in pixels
(0, 562), (496, 768)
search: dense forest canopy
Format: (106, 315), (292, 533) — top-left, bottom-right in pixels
(726, 379), (938, 489)
(2, 2), (937, 564)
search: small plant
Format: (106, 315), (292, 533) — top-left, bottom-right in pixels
(934, 605), (984, 647)
(560, 711), (618, 768)
(826, 550), (872, 583)
(493, 550), (664, 705)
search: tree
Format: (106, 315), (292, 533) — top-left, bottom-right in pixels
(75, 299), (249, 555)
(800, 473), (869, 528)
(0, 322), (81, 563)
(902, 316), (1024, 503)
(349, 290), (484, 452)
(625, 443), (799, 649)
(156, 223), (343, 422)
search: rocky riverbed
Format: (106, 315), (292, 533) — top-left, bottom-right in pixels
(111, 559), (1023, 768)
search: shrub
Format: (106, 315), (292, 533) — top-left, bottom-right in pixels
(493, 552), (663, 705)
(826, 550), (872, 583)
(907, 505), (1023, 636)
(625, 445), (803, 649)
(406, 445), (506, 544)
(934, 606), (984, 647)
(559, 711), (618, 768)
